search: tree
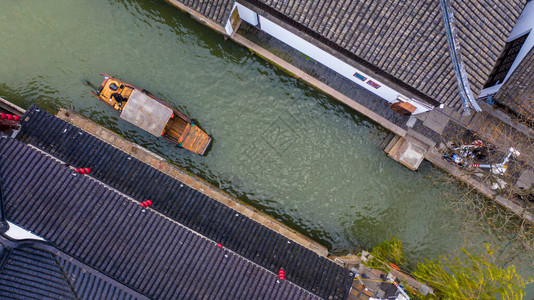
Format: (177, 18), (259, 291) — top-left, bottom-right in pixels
(364, 236), (406, 274)
(413, 244), (531, 300)
(364, 239), (531, 299)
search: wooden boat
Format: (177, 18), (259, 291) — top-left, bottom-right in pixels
(90, 74), (212, 155)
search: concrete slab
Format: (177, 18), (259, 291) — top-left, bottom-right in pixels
(406, 116), (417, 128)
(414, 111), (430, 122)
(398, 140), (427, 170)
(459, 111), (475, 125)
(423, 110), (450, 134)
(388, 137), (428, 170)
(467, 112), (485, 132)
(407, 128), (437, 148)
(441, 105), (454, 116)
(451, 110), (463, 122)
(517, 170), (534, 189)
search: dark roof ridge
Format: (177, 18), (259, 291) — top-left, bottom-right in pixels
(439, 0), (482, 114)
(15, 105), (354, 299)
(0, 234), (145, 299)
(22, 138), (326, 296)
(0, 136), (317, 298)
(66, 160), (323, 297)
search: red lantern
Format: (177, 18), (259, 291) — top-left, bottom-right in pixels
(74, 168), (92, 174)
(140, 200), (153, 207)
(278, 269), (285, 280)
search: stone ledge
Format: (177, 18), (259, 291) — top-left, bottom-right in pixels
(231, 34), (408, 138)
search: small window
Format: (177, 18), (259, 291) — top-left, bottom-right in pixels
(367, 80), (381, 89)
(484, 33), (529, 88)
(353, 72), (367, 81)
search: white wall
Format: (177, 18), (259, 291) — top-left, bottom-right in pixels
(225, 19), (234, 36)
(225, 3), (239, 36)
(508, 1), (534, 41)
(236, 3), (258, 26)
(235, 3), (432, 114)
(257, 16), (399, 102)
(4, 221), (45, 241)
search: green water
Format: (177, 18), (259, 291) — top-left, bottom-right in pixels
(1, 0), (532, 291)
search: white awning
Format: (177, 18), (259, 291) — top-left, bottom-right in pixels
(120, 89), (173, 136)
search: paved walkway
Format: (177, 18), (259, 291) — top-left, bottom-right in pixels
(232, 29), (407, 138)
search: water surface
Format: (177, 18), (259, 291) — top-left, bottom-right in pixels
(1, 1), (532, 288)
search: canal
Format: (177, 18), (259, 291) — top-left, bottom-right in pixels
(1, 0), (533, 291)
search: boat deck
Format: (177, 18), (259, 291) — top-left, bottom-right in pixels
(164, 117), (188, 140)
(96, 78), (134, 111)
(180, 124), (211, 155)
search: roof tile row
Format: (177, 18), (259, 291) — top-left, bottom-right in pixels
(0, 134), (320, 299)
(180, 0), (234, 25)
(245, 0), (525, 109)
(14, 105), (354, 299)
(496, 46), (534, 122)
(0, 238), (139, 300)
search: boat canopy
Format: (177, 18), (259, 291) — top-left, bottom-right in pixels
(120, 89), (173, 136)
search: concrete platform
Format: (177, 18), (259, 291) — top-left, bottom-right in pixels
(386, 136), (428, 171)
(423, 110), (450, 134)
(517, 170), (534, 189)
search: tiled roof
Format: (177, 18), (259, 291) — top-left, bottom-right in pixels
(0, 238), (139, 300)
(0, 243), (77, 299)
(13, 105), (354, 299)
(495, 46), (534, 122)
(0, 135), (321, 300)
(177, 0), (234, 25)
(243, 0), (525, 109)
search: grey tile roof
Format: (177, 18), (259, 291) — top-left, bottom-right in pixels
(11, 105), (354, 299)
(178, 0), (235, 25)
(0, 135), (321, 300)
(244, 0), (525, 109)
(0, 238), (139, 300)
(495, 46), (534, 123)
(0, 244), (77, 299)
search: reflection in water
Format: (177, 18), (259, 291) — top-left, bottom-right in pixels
(1, 0), (533, 292)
